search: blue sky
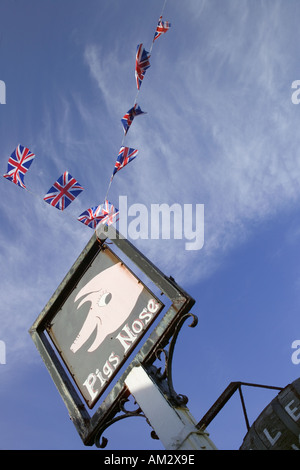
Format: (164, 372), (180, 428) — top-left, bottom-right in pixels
(1, 0), (300, 450)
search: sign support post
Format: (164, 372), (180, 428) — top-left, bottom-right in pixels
(125, 364), (217, 450)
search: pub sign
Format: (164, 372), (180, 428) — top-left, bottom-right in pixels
(47, 244), (163, 408)
(29, 225), (195, 445)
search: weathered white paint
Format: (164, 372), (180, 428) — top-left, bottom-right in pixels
(125, 365), (217, 450)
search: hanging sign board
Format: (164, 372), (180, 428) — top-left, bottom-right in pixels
(47, 245), (163, 408)
(29, 224), (195, 446)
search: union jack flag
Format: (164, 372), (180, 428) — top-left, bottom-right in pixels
(77, 201), (119, 228)
(121, 104), (146, 135)
(3, 144), (35, 189)
(77, 206), (103, 229)
(112, 147), (138, 177)
(43, 171), (84, 210)
(153, 16), (171, 42)
(135, 44), (151, 90)
(101, 200), (119, 225)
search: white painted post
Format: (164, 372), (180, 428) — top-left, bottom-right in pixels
(125, 365), (217, 450)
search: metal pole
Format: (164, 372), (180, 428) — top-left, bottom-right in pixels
(125, 364), (217, 450)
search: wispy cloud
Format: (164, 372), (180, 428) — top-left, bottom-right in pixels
(2, 0), (300, 365)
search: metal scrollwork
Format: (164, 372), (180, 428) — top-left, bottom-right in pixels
(149, 312), (198, 407)
(94, 395), (156, 448)
(94, 312), (198, 448)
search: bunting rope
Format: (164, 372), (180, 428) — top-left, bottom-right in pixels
(149, 0), (169, 55)
(2, 0), (171, 233)
(103, 0), (170, 204)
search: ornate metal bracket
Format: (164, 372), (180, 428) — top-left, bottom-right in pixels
(94, 395), (158, 448)
(93, 312), (198, 448)
(147, 312), (198, 407)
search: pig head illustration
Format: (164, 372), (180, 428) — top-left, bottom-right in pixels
(70, 262), (144, 353)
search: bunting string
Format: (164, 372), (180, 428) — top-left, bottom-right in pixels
(2, 0), (171, 233)
(103, 0), (171, 203)
(149, 0), (169, 55)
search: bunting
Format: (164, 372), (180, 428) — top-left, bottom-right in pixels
(112, 147), (139, 177)
(43, 171), (84, 211)
(77, 201), (119, 228)
(77, 206), (103, 229)
(121, 104), (146, 135)
(2, 2), (171, 234)
(153, 16), (171, 42)
(135, 44), (151, 90)
(3, 145), (35, 189)
(101, 200), (119, 225)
